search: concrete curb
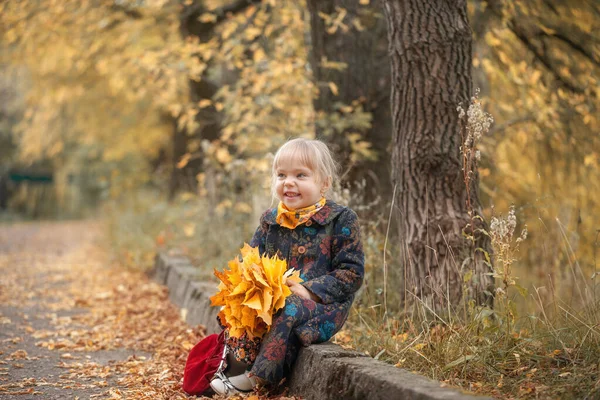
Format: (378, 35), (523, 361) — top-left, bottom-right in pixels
(151, 251), (491, 400)
(153, 252), (221, 335)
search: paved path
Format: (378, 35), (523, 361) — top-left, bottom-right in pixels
(0, 221), (205, 399)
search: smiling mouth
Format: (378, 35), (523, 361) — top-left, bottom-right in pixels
(284, 192), (300, 198)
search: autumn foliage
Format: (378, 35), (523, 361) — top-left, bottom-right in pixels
(2, 0), (600, 398)
(210, 244), (302, 339)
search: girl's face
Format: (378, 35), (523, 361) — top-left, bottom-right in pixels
(275, 156), (327, 210)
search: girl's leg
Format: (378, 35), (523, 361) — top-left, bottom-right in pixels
(226, 352), (248, 376)
(210, 330), (258, 395)
(250, 294), (326, 384)
(224, 330), (262, 373)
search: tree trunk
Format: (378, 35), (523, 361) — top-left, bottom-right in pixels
(306, 0), (392, 199)
(382, 0), (493, 309)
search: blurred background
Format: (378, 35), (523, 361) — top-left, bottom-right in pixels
(1, 0), (599, 315)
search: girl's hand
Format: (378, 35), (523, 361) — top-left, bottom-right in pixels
(287, 280), (320, 303)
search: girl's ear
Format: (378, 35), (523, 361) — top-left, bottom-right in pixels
(320, 176), (331, 196)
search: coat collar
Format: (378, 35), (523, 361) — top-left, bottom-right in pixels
(264, 200), (346, 227)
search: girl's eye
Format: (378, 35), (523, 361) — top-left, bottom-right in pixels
(277, 173), (285, 178)
(298, 173), (306, 178)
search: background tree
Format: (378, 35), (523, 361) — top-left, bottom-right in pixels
(306, 0), (391, 198)
(167, 0), (264, 198)
(382, 0), (494, 309)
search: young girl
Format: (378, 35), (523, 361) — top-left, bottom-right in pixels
(210, 138), (364, 395)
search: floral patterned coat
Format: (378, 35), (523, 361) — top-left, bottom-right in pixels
(246, 199), (364, 383)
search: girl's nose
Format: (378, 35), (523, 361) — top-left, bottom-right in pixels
(283, 177), (295, 187)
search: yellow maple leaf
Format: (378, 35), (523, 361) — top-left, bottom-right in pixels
(243, 290), (263, 310)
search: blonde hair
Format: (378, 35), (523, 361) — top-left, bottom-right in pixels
(271, 138), (339, 199)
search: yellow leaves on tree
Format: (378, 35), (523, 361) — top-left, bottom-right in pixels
(210, 244), (302, 339)
(0, 0), (200, 163)
(213, 0), (314, 159)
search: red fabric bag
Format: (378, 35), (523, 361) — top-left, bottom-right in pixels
(182, 331), (226, 395)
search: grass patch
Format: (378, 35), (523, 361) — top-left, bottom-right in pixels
(104, 188), (263, 279)
(341, 297), (600, 399)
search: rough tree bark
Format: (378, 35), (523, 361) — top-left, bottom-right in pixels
(382, 0), (494, 309)
(306, 0), (392, 198)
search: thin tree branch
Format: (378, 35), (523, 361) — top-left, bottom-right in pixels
(489, 115), (534, 136)
(506, 21), (585, 94)
(484, 0), (591, 94)
(549, 32), (600, 67)
(110, 4), (143, 19)
(541, 0), (559, 15)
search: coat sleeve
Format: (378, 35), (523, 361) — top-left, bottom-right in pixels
(303, 209), (364, 304)
(249, 209), (270, 256)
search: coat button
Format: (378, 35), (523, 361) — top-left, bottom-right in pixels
(306, 220), (312, 226)
(298, 246), (306, 254)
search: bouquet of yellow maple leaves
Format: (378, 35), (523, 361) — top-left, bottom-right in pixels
(210, 244), (302, 340)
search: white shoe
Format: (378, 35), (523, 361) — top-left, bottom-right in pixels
(210, 371), (256, 396)
(229, 371), (256, 391)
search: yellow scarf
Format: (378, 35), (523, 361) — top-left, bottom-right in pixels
(276, 198), (326, 229)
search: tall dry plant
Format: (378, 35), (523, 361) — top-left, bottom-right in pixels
(457, 89), (495, 310)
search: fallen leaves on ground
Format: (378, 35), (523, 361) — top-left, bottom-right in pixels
(0, 222), (301, 399)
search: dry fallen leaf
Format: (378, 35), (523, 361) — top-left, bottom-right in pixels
(9, 349), (28, 359)
(2, 222), (305, 399)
